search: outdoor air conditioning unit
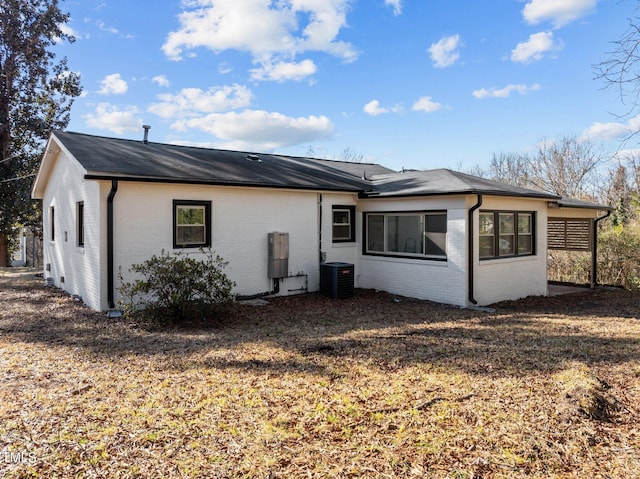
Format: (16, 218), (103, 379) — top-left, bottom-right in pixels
(320, 262), (354, 299)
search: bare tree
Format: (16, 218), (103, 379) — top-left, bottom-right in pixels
(334, 146), (364, 163)
(527, 136), (606, 198)
(630, 155), (640, 192)
(485, 152), (535, 189)
(597, 8), (640, 120)
(306, 145), (365, 163)
(469, 137), (605, 199)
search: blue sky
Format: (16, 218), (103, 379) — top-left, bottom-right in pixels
(56, 0), (638, 171)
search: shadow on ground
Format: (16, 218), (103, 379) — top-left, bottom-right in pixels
(1, 272), (639, 378)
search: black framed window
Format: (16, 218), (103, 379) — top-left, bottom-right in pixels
(77, 201), (85, 247)
(479, 211), (535, 259)
(364, 211), (447, 259)
(50, 206), (55, 241)
(173, 200), (211, 248)
(332, 205), (356, 243)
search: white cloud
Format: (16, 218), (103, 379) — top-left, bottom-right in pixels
(363, 99), (402, 116)
(428, 34), (461, 68)
(412, 96), (442, 113)
(218, 63), (233, 74)
(57, 23), (80, 42)
(250, 59), (317, 82)
(385, 0), (402, 16)
(96, 21), (134, 39)
(473, 83), (541, 99)
(364, 100), (387, 116)
(97, 21), (118, 35)
(511, 31), (562, 63)
(152, 75), (170, 87)
(148, 85), (253, 119)
(581, 122), (629, 141)
(522, 0), (597, 28)
(173, 109), (334, 151)
(581, 114), (640, 141)
(162, 0), (356, 80)
(98, 73), (128, 95)
(84, 103), (143, 134)
(613, 148), (640, 161)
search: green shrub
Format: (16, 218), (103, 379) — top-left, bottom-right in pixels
(597, 223), (640, 290)
(548, 250), (592, 285)
(117, 249), (236, 322)
(548, 217), (640, 290)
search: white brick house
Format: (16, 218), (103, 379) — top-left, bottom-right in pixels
(31, 131), (610, 312)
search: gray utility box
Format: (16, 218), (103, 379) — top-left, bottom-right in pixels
(320, 262), (354, 299)
(268, 232), (289, 278)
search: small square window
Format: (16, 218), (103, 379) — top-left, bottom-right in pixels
(173, 200), (211, 248)
(332, 205), (355, 243)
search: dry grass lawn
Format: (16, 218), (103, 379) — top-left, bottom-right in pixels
(1, 268), (639, 478)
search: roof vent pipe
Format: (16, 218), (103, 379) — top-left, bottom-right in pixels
(142, 124), (151, 144)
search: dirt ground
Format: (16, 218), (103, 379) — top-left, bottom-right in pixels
(1, 268), (639, 478)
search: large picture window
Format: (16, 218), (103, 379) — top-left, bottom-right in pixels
(332, 205), (355, 243)
(479, 211), (534, 259)
(364, 211), (447, 259)
(173, 200), (211, 248)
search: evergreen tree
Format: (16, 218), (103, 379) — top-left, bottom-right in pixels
(0, 0), (82, 265)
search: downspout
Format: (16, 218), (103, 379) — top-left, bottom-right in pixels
(107, 180), (118, 309)
(468, 194), (483, 305)
(318, 193), (323, 263)
(591, 210), (611, 289)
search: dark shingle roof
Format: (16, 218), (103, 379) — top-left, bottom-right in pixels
(363, 169), (561, 200)
(45, 132), (607, 209)
(54, 131), (393, 192)
(556, 197), (612, 210)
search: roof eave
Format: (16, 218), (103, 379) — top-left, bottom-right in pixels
(83, 173), (366, 194)
(552, 200), (613, 211)
(359, 189), (560, 200)
(31, 134), (63, 199)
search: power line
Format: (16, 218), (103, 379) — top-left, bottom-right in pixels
(1, 149), (59, 165)
(0, 173), (36, 183)
(0, 153), (23, 165)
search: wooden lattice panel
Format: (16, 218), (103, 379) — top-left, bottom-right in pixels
(548, 218), (593, 251)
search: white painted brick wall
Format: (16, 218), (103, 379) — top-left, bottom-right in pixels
(41, 153), (571, 311)
(112, 183), (327, 306)
(41, 151), (103, 310)
(356, 197), (469, 306)
(322, 193), (360, 266)
(472, 197), (549, 306)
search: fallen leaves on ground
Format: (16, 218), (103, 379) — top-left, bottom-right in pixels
(1, 271), (639, 478)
